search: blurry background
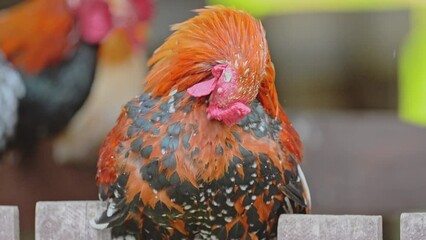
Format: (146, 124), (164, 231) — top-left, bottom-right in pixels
(1, 0), (425, 239)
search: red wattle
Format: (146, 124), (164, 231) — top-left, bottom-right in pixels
(207, 102), (251, 125)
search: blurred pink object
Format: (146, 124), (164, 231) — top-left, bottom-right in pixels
(72, 0), (154, 45)
(77, 0), (113, 44)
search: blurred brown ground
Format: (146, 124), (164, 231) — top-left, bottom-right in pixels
(0, 142), (97, 239)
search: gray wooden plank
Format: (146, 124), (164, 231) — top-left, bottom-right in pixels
(400, 213), (426, 240)
(35, 201), (111, 240)
(278, 214), (382, 240)
(0, 206), (19, 240)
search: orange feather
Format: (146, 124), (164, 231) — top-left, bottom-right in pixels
(257, 58), (303, 161)
(145, 6), (266, 101)
(0, 0), (75, 74)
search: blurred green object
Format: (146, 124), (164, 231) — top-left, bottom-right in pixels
(207, 0), (407, 17)
(399, 7), (426, 126)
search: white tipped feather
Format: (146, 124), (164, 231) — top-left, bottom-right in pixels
(89, 218), (109, 230)
(124, 235), (136, 240)
(297, 164), (312, 209)
(106, 202), (119, 217)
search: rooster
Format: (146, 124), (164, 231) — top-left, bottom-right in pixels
(51, 42), (148, 165)
(0, 0), (100, 160)
(52, 0), (154, 165)
(0, 0), (153, 162)
(91, 6), (311, 239)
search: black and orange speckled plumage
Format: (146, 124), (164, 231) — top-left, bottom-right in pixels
(93, 6), (310, 239)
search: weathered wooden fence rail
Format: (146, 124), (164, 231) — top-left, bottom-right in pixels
(400, 213), (426, 240)
(36, 201), (111, 240)
(0, 206), (19, 240)
(1, 202), (426, 239)
(278, 215), (383, 240)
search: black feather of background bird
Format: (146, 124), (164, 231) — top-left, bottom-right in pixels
(0, 42), (98, 161)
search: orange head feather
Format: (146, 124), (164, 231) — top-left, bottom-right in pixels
(144, 6), (268, 98)
(144, 6), (303, 161)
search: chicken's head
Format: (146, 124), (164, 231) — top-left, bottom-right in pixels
(145, 6), (272, 125)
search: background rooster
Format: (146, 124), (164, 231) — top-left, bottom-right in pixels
(0, 0), (153, 163)
(52, 0), (154, 165)
(92, 6), (310, 239)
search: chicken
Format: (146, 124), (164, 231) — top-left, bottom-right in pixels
(91, 6), (311, 239)
(0, 0), (105, 160)
(0, 0), (153, 162)
(52, 0), (154, 165)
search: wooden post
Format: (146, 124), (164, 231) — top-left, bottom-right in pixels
(278, 214), (383, 240)
(0, 206), (19, 240)
(35, 201), (111, 240)
(401, 213), (426, 240)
